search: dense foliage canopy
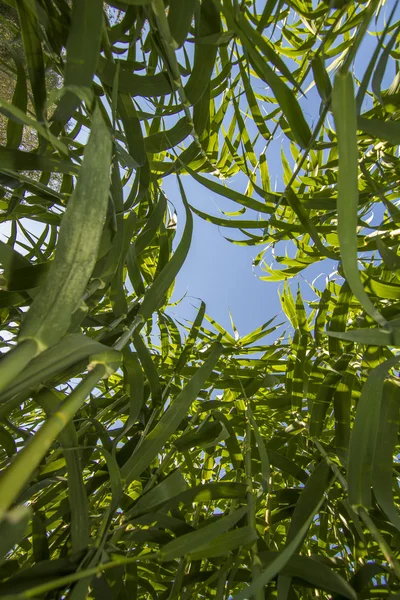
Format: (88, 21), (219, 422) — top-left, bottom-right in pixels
(0, 0), (399, 598)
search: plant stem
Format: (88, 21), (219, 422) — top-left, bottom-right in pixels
(113, 314), (145, 351)
(244, 407), (264, 600)
(0, 364), (105, 519)
(0, 339), (39, 394)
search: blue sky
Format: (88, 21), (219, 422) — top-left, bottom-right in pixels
(163, 171), (333, 338)
(162, 1), (399, 339)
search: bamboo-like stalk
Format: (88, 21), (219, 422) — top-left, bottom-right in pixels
(0, 339), (39, 394)
(244, 406), (264, 600)
(0, 364), (105, 519)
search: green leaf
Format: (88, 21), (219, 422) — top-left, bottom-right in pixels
(118, 93), (147, 167)
(121, 342), (223, 485)
(0, 425), (16, 457)
(358, 115), (400, 146)
(168, 0), (197, 48)
(97, 56), (173, 97)
(174, 301), (206, 374)
(120, 0), (152, 4)
(232, 495), (326, 600)
(161, 482), (248, 509)
(185, 166), (274, 214)
(327, 281), (352, 357)
(232, 24), (311, 147)
(188, 525), (257, 560)
(310, 354), (352, 437)
(130, 469), (188, 517)
(36, 388), (89, 553)
(285, 188), (337, 259)
(159, 506), (247, 561)
(239, 61), (271, 140)
(0, 334), (115, 408)
(184, 0), (220, 105)
(173, 420), (224, 451)
(1, 260), (51, 292)
(0, 147), (78, 174)
(0, 363), (110, 519)
(348, 355), (399, 510)
(138, 181), (192, 321)
(269, 451), (308, 483)
(54, 0), (104, 122)
(260, 552), (357, 599)
(248, 405), (270, 492)
(19, 103), (112, 349)
(372, 380), (400, 531)
(6, 49), (27, 148)
(32, 511), (49, 563)
(311, 56), (332, 103)
(286, 461), (332, 548)
(372, 24), (400, 104)
(190, 205), (270, 229)
(0, 506), (32, 560)
(121, 347), (145, 430)
(145, 118), (192, 154)
(376, 239), (400, 272)
(16, 0), (46, 119)
(326, 327), (397, 346)
(132, 332), (162, 408)
(332, 70), (387, 328)
(334, 370), (354, 462)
